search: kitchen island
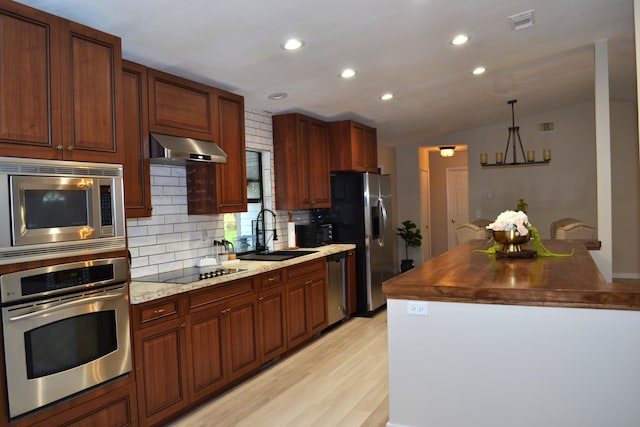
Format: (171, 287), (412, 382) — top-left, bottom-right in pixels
(382, 240), (640, 427)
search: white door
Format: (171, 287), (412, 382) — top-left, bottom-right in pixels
(446, 167), (469, 249)
(420, 169), (432, 261)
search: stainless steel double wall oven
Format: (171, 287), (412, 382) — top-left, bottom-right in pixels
(0, 157), (131, 419)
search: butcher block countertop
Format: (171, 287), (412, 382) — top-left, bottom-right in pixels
(382, 240), (640, 311)
(130, 244), (355, 304)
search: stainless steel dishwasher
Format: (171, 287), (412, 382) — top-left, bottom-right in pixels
(326, 252), (347, 326)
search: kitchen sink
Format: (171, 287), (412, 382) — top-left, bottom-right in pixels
(238, 250), (317, 261)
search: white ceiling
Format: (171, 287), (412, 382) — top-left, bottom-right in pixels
(16, 0), (636, 147)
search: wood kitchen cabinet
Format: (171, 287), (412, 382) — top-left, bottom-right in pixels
(328, 120), (378, 173)
(122, 60), (152, 218)
(147, 68), (217, 141)
(186, 283), (259, 404)
(186, 89), (247, 214)
(285, 258), (328, 349)
(0, 1), (123, 163)
(257, 270), (288, 363)
(132, 296), (188, 427)
(273, 113), (331, 210)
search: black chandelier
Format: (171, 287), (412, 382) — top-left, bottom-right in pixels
(480, 99), (551, 167)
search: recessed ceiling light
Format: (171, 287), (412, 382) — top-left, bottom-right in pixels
(340, 68), (357, 79)
(282, 38), (304, 50)
(380, 93), (394, 101)
(268, 92), (288, 100)
(472, 66), (486, 75)
(451, 34), (469, 45)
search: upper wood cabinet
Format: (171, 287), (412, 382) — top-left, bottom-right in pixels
(328, 120), (378, 173)
(122, 60), (152, 218)
(147, 68), (217, 141)
(0, 1), (123, 163)
(273, 113), (331, 210)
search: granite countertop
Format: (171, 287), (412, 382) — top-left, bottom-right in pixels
(382, 240), (640, 311)
(130, 244), (355, 304)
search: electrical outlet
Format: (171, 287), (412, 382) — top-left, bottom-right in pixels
(407, 301), (428, 316)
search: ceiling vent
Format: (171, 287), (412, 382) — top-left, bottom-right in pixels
(508, 9), (535, 31)
(537, 122), (556, 133)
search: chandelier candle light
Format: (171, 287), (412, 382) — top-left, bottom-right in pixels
(480, 99), (551, 167)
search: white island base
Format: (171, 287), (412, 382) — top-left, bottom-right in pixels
(386, 299), (640, 427)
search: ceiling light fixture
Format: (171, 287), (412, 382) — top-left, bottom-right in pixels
(472, 66), (486, 75)
(282, 38), (305, 50)
(268, 92), (288, 100)
(481, 99), (551, 167)
(340, 68), (357, 79)
(439, 146), (455, 157)
(380, 93), (394, 101)
(451, 34), (469, 45)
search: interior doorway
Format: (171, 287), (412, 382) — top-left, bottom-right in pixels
(446, 167), (469, 249)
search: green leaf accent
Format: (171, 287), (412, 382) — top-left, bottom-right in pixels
(473, 226), (573, 257)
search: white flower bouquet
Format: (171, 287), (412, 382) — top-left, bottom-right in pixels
(486, 210), (531, 236)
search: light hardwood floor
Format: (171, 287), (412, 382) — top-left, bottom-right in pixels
(167, 310), (389, 427)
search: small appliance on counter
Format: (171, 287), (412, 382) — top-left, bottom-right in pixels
(295, 223), (333, 247)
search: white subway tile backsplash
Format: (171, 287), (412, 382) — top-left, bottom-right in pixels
(129, 106), (281, 279)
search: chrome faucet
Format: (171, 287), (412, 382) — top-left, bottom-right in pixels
(255, 208), (278, 254)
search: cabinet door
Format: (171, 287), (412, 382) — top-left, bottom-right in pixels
(306, 119), (331, 208)
(363, 125), (378, 172)
(307, 273), (328, 334)
(122, 60), (152, 218)
(349, 122), (366, 171)
(227, 295), (260, 380)
(0, 3), (62, 159)
(187, 305), (227, 402)
(60, 20), (123, 163)
(134, 318), (188, 427)
(214, 89), (247, 213)
(258, 286), (287, 363)
(285, 279), (309, 349)
(147, 68), (216, 140)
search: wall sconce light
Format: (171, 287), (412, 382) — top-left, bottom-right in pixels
(439, 146), (455, 157)
(481, 99), (551, 167)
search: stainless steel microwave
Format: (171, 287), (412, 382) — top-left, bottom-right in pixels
(0, 157), (126, 264)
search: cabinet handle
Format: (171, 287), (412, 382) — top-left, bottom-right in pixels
(56, 144), (63, 150)
(180, 323), (186, 328)
(268, 277), (276, 282)
(67, 146), (74, 151)
(259, 296), (264, 301)
(153, 308), (165, 314)
(305, 280), (313, 285)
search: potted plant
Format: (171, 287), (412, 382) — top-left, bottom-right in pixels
(397, 220), (422, 272)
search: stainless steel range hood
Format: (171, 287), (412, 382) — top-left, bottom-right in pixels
(149, 133), (227, 164)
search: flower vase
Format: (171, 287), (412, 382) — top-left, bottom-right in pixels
(492, 230), (531, 253)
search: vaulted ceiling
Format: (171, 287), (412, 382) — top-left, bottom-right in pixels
(17, 0), (636, 147)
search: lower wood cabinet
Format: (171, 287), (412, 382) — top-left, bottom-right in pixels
(257, 270), (287, 363)
(347, 249), (358, 315)
(134, 315), (188, 426)
(285, 259), (328, 349)
(131, 258), (333, 426)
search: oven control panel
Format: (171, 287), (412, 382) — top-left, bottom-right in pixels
(0, 257), (128, 304)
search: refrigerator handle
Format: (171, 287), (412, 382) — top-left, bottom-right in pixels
(378, 197), (388, 246)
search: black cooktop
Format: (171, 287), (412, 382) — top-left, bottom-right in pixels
(135, 267), (246, 284)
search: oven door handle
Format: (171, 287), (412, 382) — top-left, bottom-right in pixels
(8, 293), (122, 322)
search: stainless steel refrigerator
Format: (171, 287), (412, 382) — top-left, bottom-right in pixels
(321, 172), (394, 315)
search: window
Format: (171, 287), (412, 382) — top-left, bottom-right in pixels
(224, 151), (265, 253)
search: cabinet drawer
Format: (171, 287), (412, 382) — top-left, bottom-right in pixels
(286, 258), (326, 281)
(258, 270), (283, 290)
(188, 278), (255, 311)
(134, 296), (180, 329)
